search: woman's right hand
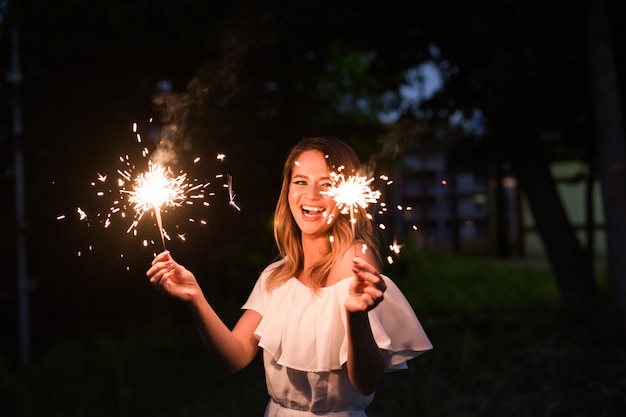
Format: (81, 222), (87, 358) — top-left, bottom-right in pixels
(146, 251), (202, 303)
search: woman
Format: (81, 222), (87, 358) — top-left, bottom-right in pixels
(147, 137), (432, 416)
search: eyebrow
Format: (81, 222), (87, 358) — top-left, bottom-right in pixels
(292, 174), (331, 181)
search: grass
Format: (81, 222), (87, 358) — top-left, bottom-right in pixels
(2, 252), (625, 417)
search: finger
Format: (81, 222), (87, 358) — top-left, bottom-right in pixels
(352, 262), (384, 287)
(149, 266), (166, 283)
(359, 293), (381, 309)
(147, 259), (171, 278)
(151, 250), (170, 266)
(352, 257), (381, 276)
(154, 270), (175, 288)
(362, 286), (385, 301)
(146, 264), (160, 278)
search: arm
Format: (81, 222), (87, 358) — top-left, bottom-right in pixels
(147, 251), (260, 373)
(343, 247), (387, 395)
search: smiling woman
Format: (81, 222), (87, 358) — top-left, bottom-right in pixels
(270, 137), (380, 292)
(146, 136), (432, 416)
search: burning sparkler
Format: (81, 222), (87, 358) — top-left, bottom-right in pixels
(121, 161), (195, 250)
(61, 122), (220, 260)
(325, 169), (381, 253)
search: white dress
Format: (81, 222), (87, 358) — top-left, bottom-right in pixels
(242, 261), (433, 417)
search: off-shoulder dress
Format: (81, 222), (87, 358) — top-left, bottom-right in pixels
(242, 261), (433, 417)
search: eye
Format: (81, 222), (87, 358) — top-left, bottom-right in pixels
(292, 180), (308, 186)
(320, 182), (332, 189)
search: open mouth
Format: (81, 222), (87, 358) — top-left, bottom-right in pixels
(302, 205), (326, 218)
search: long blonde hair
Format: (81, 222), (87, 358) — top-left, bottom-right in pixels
(267, 137), (381, 291)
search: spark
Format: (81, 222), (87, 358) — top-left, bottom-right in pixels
(389, 238), (404, 254)
(226, 174), (242, 211)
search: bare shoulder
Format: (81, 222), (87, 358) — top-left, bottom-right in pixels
(326, 241), (381, 285)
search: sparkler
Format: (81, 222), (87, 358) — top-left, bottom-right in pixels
(59, 123), (222, 261)
(325, 169), (381, 254)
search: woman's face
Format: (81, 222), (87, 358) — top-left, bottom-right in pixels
(288, 150), (338, 239)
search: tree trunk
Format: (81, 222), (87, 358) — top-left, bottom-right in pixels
(493, 161), (510, 258)
(585, 140), (596, 268)
(587, 0), (626, 330)
(511, 136), (600, 316)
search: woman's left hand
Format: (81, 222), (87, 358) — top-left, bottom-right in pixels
(345, 257), (387, 313)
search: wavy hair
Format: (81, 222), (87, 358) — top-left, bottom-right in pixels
(266, 137), (381, 291)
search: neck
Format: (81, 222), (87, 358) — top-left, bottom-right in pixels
(301, 234), (328, 261)
(299, 234), (329, 285)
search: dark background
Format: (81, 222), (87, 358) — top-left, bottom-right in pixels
(2, 1), (626, 415)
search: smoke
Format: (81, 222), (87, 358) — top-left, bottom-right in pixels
(149, 22), (253, 166)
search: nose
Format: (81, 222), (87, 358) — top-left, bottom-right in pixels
(305, 183), (322, 199)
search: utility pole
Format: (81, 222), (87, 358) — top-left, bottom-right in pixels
(5, 4), (30, 366)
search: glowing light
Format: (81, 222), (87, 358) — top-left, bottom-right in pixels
(389, 238), (404, 254)
(326, 172), (381, 216)
(325, 170), (381, 253)
(77, 207), (87, 220)
(120, 161), (191, 249)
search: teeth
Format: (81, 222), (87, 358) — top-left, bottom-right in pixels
(303, 206), (324, 213)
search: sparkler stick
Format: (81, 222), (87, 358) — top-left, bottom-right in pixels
(325, 169), (381, 255)
(154, 207), (165, 249)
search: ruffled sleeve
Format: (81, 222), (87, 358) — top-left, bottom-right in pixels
(240, 262), (275, 316)
(241, 268), (432, 373)
(361, 275), (433, 370)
